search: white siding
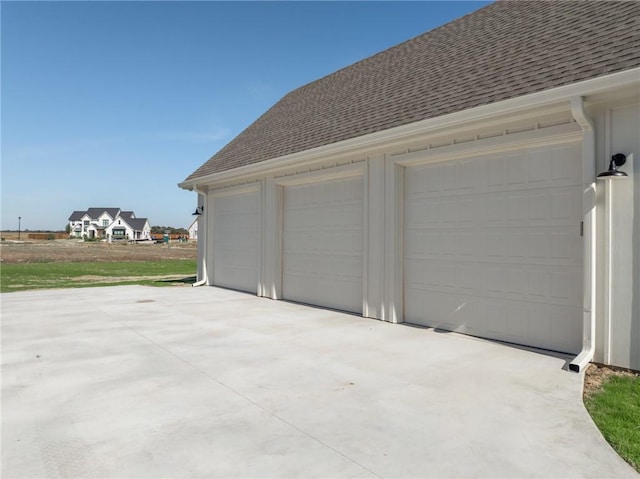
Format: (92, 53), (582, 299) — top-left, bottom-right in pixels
(594, 103), (640, 369)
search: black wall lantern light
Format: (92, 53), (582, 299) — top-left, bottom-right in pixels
(597, 153), (628, 179)
(192, 205), (204, 216)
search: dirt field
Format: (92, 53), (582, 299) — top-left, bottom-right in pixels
(0, 238), (197, 264)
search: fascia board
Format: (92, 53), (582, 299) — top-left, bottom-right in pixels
(178, 68), (640, 190)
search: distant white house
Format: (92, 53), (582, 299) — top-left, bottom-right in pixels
(188, 218), (198, 240)
(69, 208), (119, 238)
(68, 208), (151, 241)
(105, 215), (151, 241)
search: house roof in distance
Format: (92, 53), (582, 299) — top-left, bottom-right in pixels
(119, 217), (149, 231)
(184, 0), (640, 182)
(68, 211), (86, 221)
(85, 208), (121, 220)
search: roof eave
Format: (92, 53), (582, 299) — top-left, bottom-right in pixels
(178, 67), (640, 190)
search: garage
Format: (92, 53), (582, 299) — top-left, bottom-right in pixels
(180, 1), (640, 371)
(211, 188), (260, 293)
(403, 142), (584, 353)
(282, 176), (364, 313)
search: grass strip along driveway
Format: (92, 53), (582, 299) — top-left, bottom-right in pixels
(0, 259), (196, 292)
(584, 373), (640, 472)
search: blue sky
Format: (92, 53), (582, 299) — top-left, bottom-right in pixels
(1, 1), (488, 231)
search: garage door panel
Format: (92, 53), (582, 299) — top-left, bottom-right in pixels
(407, 257), (581, 306)
(407, 229), (581, 267)
(283, 176), (363, 314)
(214, 265), (257, 290)
(284, 274), (362, 313)
(404, 144), (583, 353)
(212, 190), (259, 293)
(283, 252), (362, 279)
(407, 192), (581, 236)
(285, 205), (362, 231)
(405, 288), (581, 353)
(284, 229), (362, 254)
(214, 229), (258, 251)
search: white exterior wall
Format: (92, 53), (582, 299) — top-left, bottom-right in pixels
(73, 214), (92, 237)
(188, 77), (640, 370)
(136, 221), (152, 240)
(104, 218), (150, 241)
(70, 213), (113, 237)
(629, 108), (640, 371)
(593, 102), (640, 370)
(69, 220), (83, 237)
(105, 219), (133, 240)
(195, 193), (206, 282)
(365, 156), (385, 319)
(188, 219), (198, 240)
(96, 213), (114, 228)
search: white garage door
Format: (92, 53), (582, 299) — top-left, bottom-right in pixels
(404, 143), (583, 353)
(212, 189), (260, 293)
(283, 177), (363, 313)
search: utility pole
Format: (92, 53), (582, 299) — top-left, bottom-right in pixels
(18, 216), (21, 240)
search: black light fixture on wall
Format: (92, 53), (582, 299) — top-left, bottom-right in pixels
(192, 205), (204, 216)
(597, 153), (628, 179)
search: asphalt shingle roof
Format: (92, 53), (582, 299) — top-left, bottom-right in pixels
(185, 0), (640, 182)
(68, 211), (86, 221)
(120, 217), (148, 231)
(86, 208), (121, 220)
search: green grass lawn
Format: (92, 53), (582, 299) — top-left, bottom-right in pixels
(0, 260), (196, 292)
(585, 375), (640, 472)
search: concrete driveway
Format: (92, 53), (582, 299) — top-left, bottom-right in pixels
(2, 286), (637, 479)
